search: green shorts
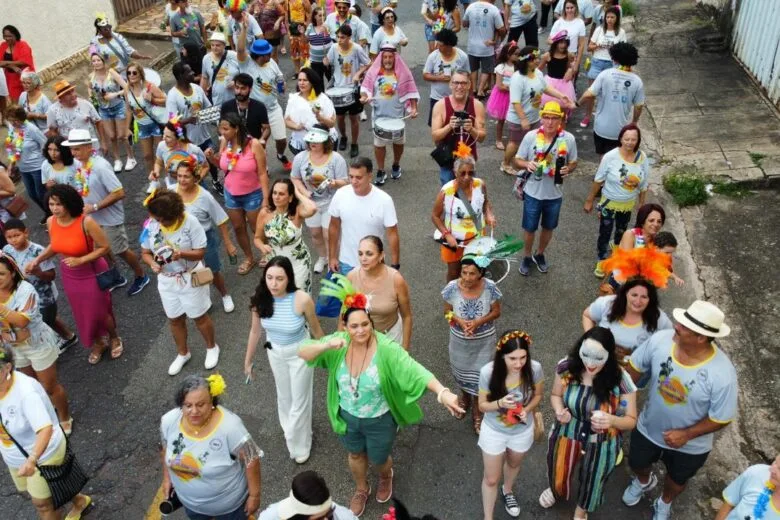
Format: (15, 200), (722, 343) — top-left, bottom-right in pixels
(338, 408), (397, 465)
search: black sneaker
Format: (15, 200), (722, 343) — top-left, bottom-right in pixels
(212, 179), (224, 196)
(532, 253), (549, 273)
(350, 143), (359, 158)
(127, 275), (150, 296)
(501, 488), (520, 518)
(338, 136), (348, 151)
(391, 164), (402, 180)
(374, 170), (387, 186)
(59, 334), (79, 352)
(518, 256), (532, 276)
(109, 275), (128, 292)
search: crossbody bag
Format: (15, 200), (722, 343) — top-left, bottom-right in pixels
(206, 52), (228, 103)
(512, 135), (560, 201)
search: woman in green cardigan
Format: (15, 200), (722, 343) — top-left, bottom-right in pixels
(299, 287), (463, 517)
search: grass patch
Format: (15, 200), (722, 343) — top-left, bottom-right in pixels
(712, 182), (753, 199)
(664, 167), (709, 207)
(621, 0), (638, 17)
(749, 152), (767, 168)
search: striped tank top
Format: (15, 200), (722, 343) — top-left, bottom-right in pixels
(261, 292), (307, 346)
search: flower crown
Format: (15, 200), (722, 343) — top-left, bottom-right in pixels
(497, 330), (532, 351)
(226, 0), (248, 11)
(601, 245), (672, 288)
(207, 374), (227, 397)
(320, 273), (370, 316)
(168, 114), (186, 140)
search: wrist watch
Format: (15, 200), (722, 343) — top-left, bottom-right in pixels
(92, 203), (99, 212)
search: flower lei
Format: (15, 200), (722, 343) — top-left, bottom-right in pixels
(753, 481), (776, 520)
(432, 8), (446, 33)
(534, 127), (567, 177)
(4, 127), (24, 165)
(225, 142), (242, 172)
(74, 158), (94, 196)
(617, 65), (632, 72)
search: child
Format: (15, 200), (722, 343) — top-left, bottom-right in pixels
(653, 231), (684, 287)
(2, 219), (78, 351)
(485, 42), (519, 151)
(539, 30), (576, 120)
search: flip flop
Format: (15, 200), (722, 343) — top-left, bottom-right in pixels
(495, 142), (505, 151)
(60, 417), (74, 436)
(88, 343), (106, 365)
(238, 259), (255, 275)
(110, 338), (124, 360)
(65, 495), (93, 520)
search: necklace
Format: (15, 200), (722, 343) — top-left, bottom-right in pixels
(225, 142), (242, 172)
(74, 158), (94, 196)
(185, 408), (215, 436)
(4, 126), (24, 165)
(534, 128), (568, 177)
(617, 65), (632, 72)
(753, 481), (776, 520)
(348, 342), (370, 399)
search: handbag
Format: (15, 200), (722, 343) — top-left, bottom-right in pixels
(512, 135), (560, 201)
(190, 266), (214, 287)
(533, 410), (545, 442)
(315, 271), (343, 318)
(4, 195), (29, 217)
(81, 218), (124, 291)
(430, 140), (454, 168)
(0, 413), (89, 510)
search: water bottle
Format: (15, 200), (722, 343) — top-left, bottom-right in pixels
(554, 155), (566, 185)
(277, 79), (285, 94)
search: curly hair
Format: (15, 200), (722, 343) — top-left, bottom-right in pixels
(45, 184), (85, 217)
(146, 189), (186, 223)
(609, 42), (639, 67)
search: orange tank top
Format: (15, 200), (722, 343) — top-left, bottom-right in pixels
(49, 215), (91, 257)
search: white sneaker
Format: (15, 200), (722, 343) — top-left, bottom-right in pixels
(222, 295), (235, 313)
(360, 111), (367, 121)
(313, 257), (327, 274)
(652, 497), (672, 520)
(168, 353), (191, 376)
(124, 157), (138, 171)
(622, 473), (658, 507)
(113, 159), (123, 173)
(294, 453), (310, 464)
(204, 345), (220, 370)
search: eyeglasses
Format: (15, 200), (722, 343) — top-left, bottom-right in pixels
(451, 80), (469, 86)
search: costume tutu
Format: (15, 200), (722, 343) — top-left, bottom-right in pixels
(486, 86), (510, 120)
(541, 76), (575, 118)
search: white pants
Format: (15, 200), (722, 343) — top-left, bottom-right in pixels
(266, 338), (313, 459)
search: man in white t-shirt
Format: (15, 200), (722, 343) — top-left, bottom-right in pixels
(462, 0), (505, 99)
(328, 156), (399, 274)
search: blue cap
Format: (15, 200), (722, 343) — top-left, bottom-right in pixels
(250, 39), (272, 56)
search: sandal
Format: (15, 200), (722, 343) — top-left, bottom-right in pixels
(60, 417), (74, 436)
(258, 256), (269, 268)
(495, 141), (505, 151)
(88, 343), (107, 365)
(65, 495), (93, 520)
(539, 487), (556, 508)
(499, 163), (517, 176)
(110, 338), (124, 360)
(238, 258), (255, 275)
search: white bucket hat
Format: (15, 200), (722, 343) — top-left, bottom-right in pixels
(209, 31), (227, 43)
(672, 300), (731, 338)
(277, 491), (332, 519)
(62, 129), (98, 147)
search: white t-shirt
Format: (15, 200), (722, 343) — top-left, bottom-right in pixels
(588, 67), (645, 140)
(237, 56), (284, 113)
(463, 2), (503, 57)
(0, 372), (65, 469)
(80, 156), (126, 227)
(550, 17), (587, 55)
(328, 186), (398, 267)
(369, 26), (407, 55)
(284, 92), (338, 149)
(166, 84), (213, 146)
(554, 0), (596, 21)
(590, 26), (627, 61)
(259, 502), (356, 520)
(507, 0), (536, 27)
(142, 213), (208, 274)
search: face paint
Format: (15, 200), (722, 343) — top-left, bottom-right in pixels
(579, 339), (608, 370)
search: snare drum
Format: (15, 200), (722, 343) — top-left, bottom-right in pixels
(373, 117), (406, 142)
(326, 87), (356, 108)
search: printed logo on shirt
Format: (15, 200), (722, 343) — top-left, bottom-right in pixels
(376, 75), (398, 99)
(618, 164), (641, 191)
(656, 357), (696, 406)
(209, 438), (224, 451)
(0, 422), (13, 448)
(257, 77), (274, 94)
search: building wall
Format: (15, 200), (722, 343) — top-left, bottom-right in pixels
(8, 0), (116, 70)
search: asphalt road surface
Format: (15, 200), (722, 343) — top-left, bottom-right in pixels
(1, 4), (697, 519)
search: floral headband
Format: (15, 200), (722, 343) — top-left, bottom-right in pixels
(497, 330), (532, 350)
(320, 273), (370, 316)
(168, 114), (186, 140)
(518, 49), (540, 62)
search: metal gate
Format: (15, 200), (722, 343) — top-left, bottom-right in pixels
(731, 0), (780, 107)
(113, 0), (161, 23)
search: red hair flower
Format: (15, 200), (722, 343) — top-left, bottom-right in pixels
(344, 293), (368, 310)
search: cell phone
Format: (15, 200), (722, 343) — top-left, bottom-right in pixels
(453, 110), (470, 120)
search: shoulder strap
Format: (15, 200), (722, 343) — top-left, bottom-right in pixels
(456, 185), (482, 234)
(128, 85), (163, 126)
(211, 52), (228, 87)
(0, 411), (30, 459)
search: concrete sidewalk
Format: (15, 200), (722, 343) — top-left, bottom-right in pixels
(116, 0), (221, 40)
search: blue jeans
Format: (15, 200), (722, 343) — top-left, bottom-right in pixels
(439, 166), (454, 186)
(597, 207), (632, 260)
(20, 169), (46, 211)
(184, 504), (247, 520)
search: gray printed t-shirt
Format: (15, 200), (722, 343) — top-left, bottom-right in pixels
(516, 129), (577, 200)
(18, 92), (51, 132)
(81, 156), (125, 227)
(170, 9), (206, 48)
(166, 84), (213, 146)
(160, 407), (252, 516)
(479, 360), (543, 435)
(46, 99), (101, 147)
(16, 122), (46, 173)
(371, 74), (404, 120)
(589, 68), (645, 140)
(629, 329), (738, 454)
(369, 26), (407, 55)
(202, 51), (239, 106)
(505, 70), (547, 125)
(173, 185), (229, 233)
(327, 44), (370, 88)
(423, 48), (471, 100)
(237, 56), (283, 112)
(41, 161), (78, 186)
(463, 2), (503, 57)
(2, 242), (58, 308)
(588, 295), (673, 353)
(595, 148), (650, 202)
(290, 151), (349, 209)
(142, 213), (207, 274)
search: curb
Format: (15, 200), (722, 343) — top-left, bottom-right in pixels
(118, 30), (173, 42)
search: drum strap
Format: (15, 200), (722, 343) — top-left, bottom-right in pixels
(457, 186), (482, 234)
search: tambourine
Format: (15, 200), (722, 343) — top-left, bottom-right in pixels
(196, 105), (222, 125)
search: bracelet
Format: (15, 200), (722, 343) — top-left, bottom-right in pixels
(444, 311), (456, 327)
(442, 230), (451, 237)
(27, 453), (38, 464)
(436, 387), (450, 404)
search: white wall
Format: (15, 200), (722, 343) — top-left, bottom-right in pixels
(7, 0), (116, 69)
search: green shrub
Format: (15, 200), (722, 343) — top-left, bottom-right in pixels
(712, 182), (753, 199)
(663, 169), (709, 207)
(621, 0), (637, 17)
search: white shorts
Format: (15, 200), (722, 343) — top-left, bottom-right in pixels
(477, 417), (535, 455)
(268, 105), (287, 141)
(373, 133), (405, 147)
(157, 268), (212, 319)
(304, 207), (331, 229)
(12, 340), (59, 372)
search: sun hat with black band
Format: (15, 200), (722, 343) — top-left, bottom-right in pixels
(54, 80), (76, 98)
(62, 129), (99, 147)
(277, 491), (333, 519)
(672, 300), (731, 338)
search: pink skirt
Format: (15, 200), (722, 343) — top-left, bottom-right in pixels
(486, 86), (510, 120)
(541, 76), (576, 118)
(60, 258), (114, 348)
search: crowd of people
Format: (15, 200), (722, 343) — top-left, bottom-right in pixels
(0, 1), (773, 520)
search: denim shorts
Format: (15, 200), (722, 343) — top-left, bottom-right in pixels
(522, 194), (563, 232)
(587, 58), (614, 80)
(204, 227), (222, 273)
(424, 24), (436, 42)
(98, 102), (126, 120)
(224, 188), (262, 211)
(137, 121), (162, 140)
(338, 408), (397, 465)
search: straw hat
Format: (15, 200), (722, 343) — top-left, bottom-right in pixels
(539, 101), (564, 118)
(673, 300), (731, 338)
(54, 80), (76, 98)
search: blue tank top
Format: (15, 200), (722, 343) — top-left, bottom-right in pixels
(260, 292), (307, 346)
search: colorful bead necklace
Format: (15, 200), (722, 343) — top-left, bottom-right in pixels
(4, 127), (24, 165)
(534, 128), (568, 177)
(74, 159), (94, 196)
(753, 481), (776, 520)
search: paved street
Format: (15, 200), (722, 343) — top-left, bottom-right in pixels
(1, 2), (705, 519)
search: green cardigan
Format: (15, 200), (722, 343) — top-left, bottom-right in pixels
(304, 331), (434, 435)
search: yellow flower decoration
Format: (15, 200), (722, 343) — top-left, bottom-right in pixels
(207, 374), (227, 397)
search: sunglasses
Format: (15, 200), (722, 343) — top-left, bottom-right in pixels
(127, 70), (140, 76)
(459, 170), (475, 177)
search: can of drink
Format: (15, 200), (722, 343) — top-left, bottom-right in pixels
(277, 79), (285, 94)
